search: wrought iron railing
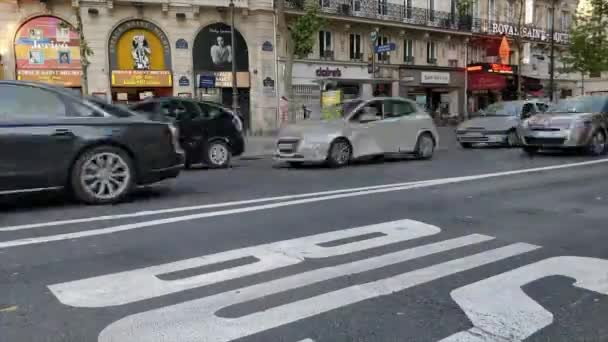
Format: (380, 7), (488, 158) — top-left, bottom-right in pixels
(286, 0), (474, 32)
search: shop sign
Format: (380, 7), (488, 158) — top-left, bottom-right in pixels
(111, 70), (173, 87)
(178, 92), (192, 98)
(178, 76), (190, 86)
(262, 41), (273, 52)
(468, 73), (506, 91)
(175, 39), (188, 49)
(489, 23), (569, 44)
(316, 67), (342, 77)
(108, 20), (172, 71)
(198, 72), (250, 88)
(488, 63), (513, 74)
(421, 72), (450, 84)
(17, 69), (82, 87)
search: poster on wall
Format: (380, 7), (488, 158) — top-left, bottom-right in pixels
(14, 16), (82, 86)
(193, 23), (248, 72)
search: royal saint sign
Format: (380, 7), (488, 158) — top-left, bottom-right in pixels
(489, 23), (570, 44)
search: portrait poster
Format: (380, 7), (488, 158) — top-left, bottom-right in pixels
(193, 23), (248, 73)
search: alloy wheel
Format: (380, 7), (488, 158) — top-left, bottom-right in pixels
(590, 131), (606, 155)
(209, 143), (229, 166)
(80, 152), (131, 201)
(331, 140), (351, 166)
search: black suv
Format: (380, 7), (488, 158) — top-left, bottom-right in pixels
(132, 97), (245, 168)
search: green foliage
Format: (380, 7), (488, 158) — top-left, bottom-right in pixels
(456, 0), (475, 16)
(562, 0), (608, 75)
(290, 2), (326, 58)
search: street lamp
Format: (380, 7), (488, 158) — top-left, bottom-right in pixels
(229, 0), (239, 114)
(549, 0), (557, 102)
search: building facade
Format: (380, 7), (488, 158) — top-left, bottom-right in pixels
(0, 0), (278, 133)
(0, 0), (591, 133)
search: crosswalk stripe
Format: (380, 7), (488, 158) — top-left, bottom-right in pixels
(98, 242), (539, 342)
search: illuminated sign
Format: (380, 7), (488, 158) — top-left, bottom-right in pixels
(489, 64), (513, 74)
(111, 70), (173, 87)
(489, 23), (570, 44)
(466, 66), (483, 72)
(17, 69), (82, 87)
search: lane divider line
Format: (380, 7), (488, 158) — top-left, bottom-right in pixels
(1, 157), (607, 249)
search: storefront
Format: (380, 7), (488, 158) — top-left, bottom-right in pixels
(14, 16), (82, 90)
(194, 23), (250, 128)
(108, 20), (173, 103)
(466, 63), (517, 111)
(399, 68), (464, 116)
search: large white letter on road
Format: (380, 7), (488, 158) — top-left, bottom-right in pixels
(441, 256), (608, 342)
(50, 219), (440, 307)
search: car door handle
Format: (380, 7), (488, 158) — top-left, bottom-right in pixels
(52, 129), (75, 138)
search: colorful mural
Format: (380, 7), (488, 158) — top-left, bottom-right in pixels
(14, 16), (82, 86)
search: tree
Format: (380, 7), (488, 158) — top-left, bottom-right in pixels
(561, 0), (608, 95)
(276, 0), (325, 120)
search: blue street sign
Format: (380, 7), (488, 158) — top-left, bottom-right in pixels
(199, 75), (215, 88)
(375, 42), (396, 53)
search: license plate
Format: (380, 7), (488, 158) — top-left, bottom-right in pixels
(465, 132), (483, 137)
(278, 143), (293, 150)
(536, 131), (562, 138)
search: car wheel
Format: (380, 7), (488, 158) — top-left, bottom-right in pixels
(588, 130), (607, 156)
(460, 142), (473, 149)
(204, 140), (232, 168)
(184, 153), (194, 169)
(415, 133), (435, 159)
(71, 146), (135, 204)
(507, 130), (521, 147)
(327, 139), (352, 168)
(523, 146), (539, 156)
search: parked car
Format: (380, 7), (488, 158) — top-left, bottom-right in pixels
(275, 97), (439, 167)
(518, 95), (608, 155)
(456, 100), (548, 148)
(131, 97), (244, 168)
(0, 81), (184, 204)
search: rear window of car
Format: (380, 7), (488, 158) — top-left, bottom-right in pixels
(549, 97), (608, 114)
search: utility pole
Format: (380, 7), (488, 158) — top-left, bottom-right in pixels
(464, 38), (469, 119)
(549, 0), (557, 102)
(230, 0), (239, 113)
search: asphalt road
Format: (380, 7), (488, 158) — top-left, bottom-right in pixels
(1, 146), (608, 342)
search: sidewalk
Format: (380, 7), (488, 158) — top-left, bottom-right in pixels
(242, 126), (457, 158)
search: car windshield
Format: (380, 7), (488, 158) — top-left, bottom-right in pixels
(482, 102), (521, 116)
(548, 97), (608, 114)
(339, 100), (363, 117)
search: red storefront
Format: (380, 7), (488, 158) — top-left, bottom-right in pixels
(467, 63), (516, 111)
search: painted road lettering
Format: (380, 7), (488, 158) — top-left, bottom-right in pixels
(50, 219), (440, 307)
(441, 256), (608, 342)
(97, 242), (535, 342)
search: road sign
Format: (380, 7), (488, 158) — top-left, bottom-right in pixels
(375, 43), (396, 53)
(370, 31), (378, 42)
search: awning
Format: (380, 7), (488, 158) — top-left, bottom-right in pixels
(468, 72), (506, 91)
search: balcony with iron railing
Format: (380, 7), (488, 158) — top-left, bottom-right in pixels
(285, 0), (475, 33)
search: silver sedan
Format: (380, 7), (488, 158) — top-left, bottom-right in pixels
(518, 96), (608, 155)
(275, 97), (440, 167)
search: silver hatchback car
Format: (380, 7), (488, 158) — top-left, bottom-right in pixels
(275, 97), (440, 167)
(518, 96), (608, 155)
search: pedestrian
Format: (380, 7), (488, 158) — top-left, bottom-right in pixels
(279, 96), (289, 124)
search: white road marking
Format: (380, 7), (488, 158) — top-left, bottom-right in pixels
(3, 157), (608, 249)
(3, 157), (608, 233)
(0, 179), (428, 232)
(440, 256), (608, 342)
(98, 243), (538, 342)
(296, 339), (315, 342)
(49, 219), (442, 307)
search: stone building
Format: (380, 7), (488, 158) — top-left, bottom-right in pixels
(0, 0), (278, 133)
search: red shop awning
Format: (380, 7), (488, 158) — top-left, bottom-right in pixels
(468, 73), (507, 91)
